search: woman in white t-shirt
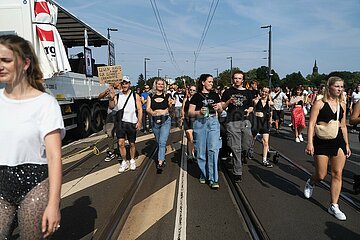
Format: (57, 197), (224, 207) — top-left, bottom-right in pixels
(0, 35), (65, 239)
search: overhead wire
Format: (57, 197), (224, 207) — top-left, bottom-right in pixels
(194, 0), (219, 61)
(150, 0), (181, 73)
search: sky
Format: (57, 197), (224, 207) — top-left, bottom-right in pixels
(59, 0), (360, 84)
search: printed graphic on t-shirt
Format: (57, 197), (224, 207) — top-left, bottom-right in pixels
(232, 94), (248, 107)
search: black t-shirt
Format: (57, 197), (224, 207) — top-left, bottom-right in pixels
(190, 91), (220, 115)
(250, 89), (260, 99)
(221, 86), (253, 122)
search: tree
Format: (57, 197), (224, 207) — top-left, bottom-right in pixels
(280, 71), (306, 89)
(305, 73), (327, 87)
(136, 74), (145, 89)
(174, 75), (195, 88)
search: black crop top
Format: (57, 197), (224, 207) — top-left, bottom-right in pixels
(150, 93), (171, 110)
(316, 102), (343, 123)
(255, 99), (270, 114)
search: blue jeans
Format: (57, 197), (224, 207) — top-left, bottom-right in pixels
(193, 116), (221, 183)
(151, 116), (171, 161)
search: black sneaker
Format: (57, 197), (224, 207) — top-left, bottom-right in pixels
(105, 152), (115, 162)
(263, 160), (273, 168)
(234, 175), (242, 183)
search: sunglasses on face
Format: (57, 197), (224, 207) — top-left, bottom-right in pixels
(189, 89), (196, 92)
(121, 82), (129, 85)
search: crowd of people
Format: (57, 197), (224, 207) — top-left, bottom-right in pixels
(125, 71), (359, 220)
(1, 34), (359, 238)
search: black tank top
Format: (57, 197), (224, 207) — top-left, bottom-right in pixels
(316, 102), (343, 123)
(255, 99), (270, 114)
(150, 93), (169, 110)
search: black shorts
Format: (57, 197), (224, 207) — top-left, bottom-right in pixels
(116, 121), (137, 143)
(253, 116), (270, 134)
(183, 117), (194, 131)
(0, 164), (48, 205)
(272, 110), (284, 121)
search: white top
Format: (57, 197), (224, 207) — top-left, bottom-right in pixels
(116, 91), (138, 124)
(352, 91), (360, 104)
(174, 92), (184, 107)
(0, 89), (65, 166)
(270, 91), (288, 110)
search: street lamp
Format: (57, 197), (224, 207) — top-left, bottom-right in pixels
(226, 56), (233, 85)
(107, 28), (118, 66)
(261, 25), (272, 88)
(144, 58), (150, 83)
(214, 68), (219, 86)
(157, 68), (162, 78)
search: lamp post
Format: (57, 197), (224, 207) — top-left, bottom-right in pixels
(261, 25), (272, 88)
(214, 68), (219, 86)
(157, 68), (162, 78)
(107, 28), (118, 66)
(144, 58), (150, 83)
(226, 56), (232, 85)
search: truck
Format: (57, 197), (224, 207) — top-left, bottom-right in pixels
(0, 0), (112, 138)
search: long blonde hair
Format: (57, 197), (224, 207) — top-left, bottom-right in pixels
(0, 35), (45, 92)
(322, 76), (344, 103)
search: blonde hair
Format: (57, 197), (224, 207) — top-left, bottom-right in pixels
(0, 35), (45, 92)
(322, 76), (344, 103)
(151, 79), (167, 95)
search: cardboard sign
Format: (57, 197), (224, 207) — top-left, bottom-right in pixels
(97, 65), (122, 84)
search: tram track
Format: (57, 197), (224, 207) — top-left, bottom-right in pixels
(58, 128), (359, 239)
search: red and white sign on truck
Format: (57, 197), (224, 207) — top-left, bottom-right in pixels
(0, 0), (113, 137)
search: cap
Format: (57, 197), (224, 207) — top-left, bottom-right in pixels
(122, 76), (131, 83)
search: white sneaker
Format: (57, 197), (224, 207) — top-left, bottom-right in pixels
(118, 161), (129, 173)
(328, 203), (346, 220)
(295, 137), (300, 143)
(304, 179), (314, 198)
(299, 134), (304, 142)
(130, 159), (136, 171)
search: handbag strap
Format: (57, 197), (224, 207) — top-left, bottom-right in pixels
(336, 102), (340, 121)
(119, 90), (133, 111)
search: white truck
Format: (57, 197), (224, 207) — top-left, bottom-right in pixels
(0, 0), (111, 138)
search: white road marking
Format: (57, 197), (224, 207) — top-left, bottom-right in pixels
(173, 134), (187, 240)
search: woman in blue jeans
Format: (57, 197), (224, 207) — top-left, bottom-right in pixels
(146, 79), (173, 172)
(188, 74), (223, 189)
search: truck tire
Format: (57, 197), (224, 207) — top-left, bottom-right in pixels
(91, 103), (104, 132)
(78, 104), (92, 138)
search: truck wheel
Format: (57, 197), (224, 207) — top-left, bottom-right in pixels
(91, 103), (104, 132)
(78, 105), (92, 138)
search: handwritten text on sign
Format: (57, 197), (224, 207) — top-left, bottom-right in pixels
(97, 65), (122, 84)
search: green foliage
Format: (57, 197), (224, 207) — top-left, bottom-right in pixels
(280, 71), (306, 89)
(136, 74), (145, 89)
(174, 75), (195, 88)
(134, 66), (359, 91)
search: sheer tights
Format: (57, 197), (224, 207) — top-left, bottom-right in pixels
(0, 179), (48, 240)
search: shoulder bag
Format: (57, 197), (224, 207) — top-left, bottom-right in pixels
(314, 103), (340, 140)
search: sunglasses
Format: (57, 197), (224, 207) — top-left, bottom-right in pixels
(121, 82), (129, 85)
(189, 89), (196, 92)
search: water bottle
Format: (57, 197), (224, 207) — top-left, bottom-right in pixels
(203, 99), (209, 117)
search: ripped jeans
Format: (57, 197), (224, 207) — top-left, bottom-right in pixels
(193, 116), (221, 183)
